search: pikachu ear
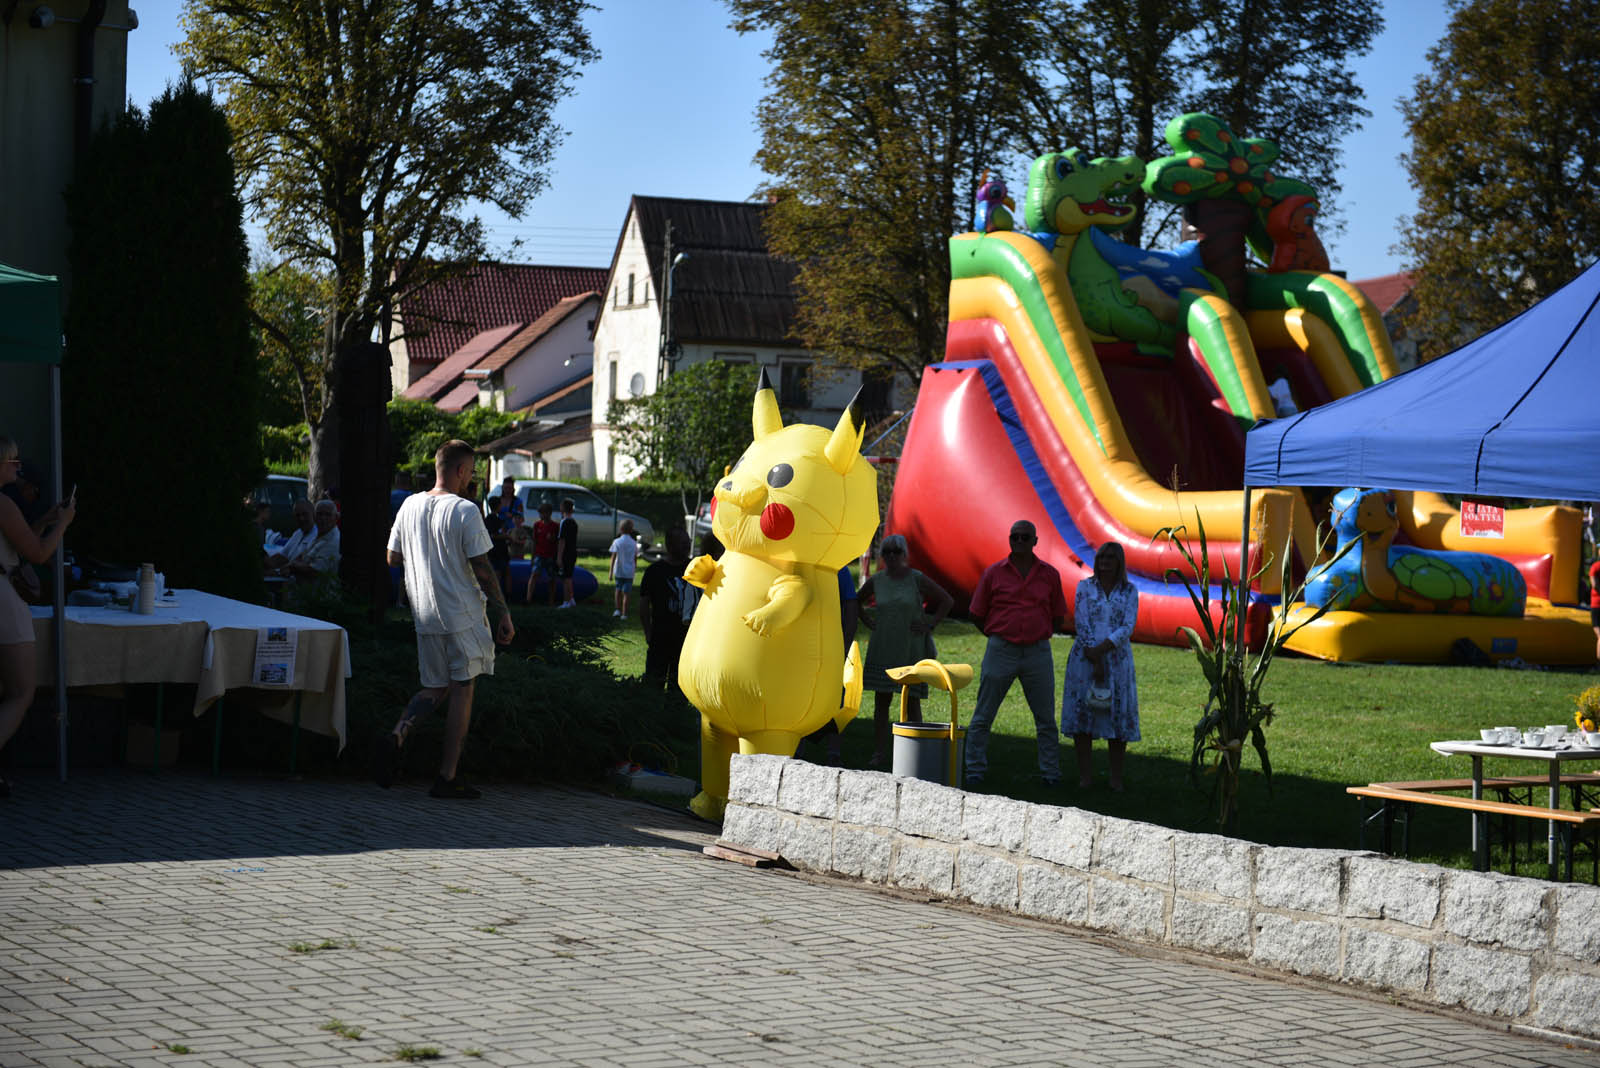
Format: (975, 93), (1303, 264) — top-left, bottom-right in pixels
(753, 367), (782, 440)
(823, 389), (866, 475)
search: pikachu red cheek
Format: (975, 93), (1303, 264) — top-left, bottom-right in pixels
(760, 502), (795, 540)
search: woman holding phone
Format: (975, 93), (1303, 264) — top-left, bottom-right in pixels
(0, 436), (75, 797)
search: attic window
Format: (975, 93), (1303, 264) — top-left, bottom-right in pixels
(627, 273), (635, 305)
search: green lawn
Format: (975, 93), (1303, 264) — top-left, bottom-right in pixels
(577, 556), (1600, 873)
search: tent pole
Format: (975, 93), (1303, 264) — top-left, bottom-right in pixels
(1238, 485), (1253, 658)
(52, 364), (67, 783)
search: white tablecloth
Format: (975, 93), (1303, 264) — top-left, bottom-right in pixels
(31, 590), (352, 749)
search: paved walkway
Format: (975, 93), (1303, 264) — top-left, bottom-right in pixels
(2, 771), (1598, 1067)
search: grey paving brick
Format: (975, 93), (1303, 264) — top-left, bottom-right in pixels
(0, 770), (1593, 1067)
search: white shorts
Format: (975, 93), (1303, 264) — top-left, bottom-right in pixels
(416, 624), (496, 688)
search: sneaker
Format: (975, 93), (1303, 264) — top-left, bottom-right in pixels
(370, 730), (402, 789)
(965, 774), (984, 788)
(429, 775), (481, 800)
(558, 600), (576, 609)
(611, 609), (622, 618)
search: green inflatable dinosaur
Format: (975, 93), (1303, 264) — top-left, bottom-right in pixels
(1023, 149), (1176, 354)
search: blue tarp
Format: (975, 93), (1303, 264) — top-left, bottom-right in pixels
(1244, 259), (1600, 501)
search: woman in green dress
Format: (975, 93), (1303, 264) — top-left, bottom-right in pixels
(859, 534), (955, 767)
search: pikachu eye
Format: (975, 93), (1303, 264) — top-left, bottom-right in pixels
(766, 463), (794, 488)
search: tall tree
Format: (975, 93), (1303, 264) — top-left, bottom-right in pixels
(178, 0), (598, 499)
(252, 261), (331, 429)
(63, 82), (262, 599)
(1396, 0), (1600, 357)
(1028, 0), (1381, 248)
(728, 0), (1041, 383)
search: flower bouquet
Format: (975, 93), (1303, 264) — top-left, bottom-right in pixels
(1573, 685), (1600, 746)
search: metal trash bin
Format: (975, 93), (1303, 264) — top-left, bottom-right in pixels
(892, 721), (966, 784)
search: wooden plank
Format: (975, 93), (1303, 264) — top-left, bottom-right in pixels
(1372, 775), (1599, 793)
(715, 839), (781, 862)
(1347, 784), (1600, 824)
(702, 843), (775, 868)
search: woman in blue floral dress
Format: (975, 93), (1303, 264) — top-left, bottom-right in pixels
(1061, 542), (1139, 791)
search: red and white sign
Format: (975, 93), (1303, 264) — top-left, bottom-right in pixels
(1460, 500), (1504, 539)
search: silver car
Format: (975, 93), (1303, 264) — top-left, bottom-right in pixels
(505, 480), (655, 557)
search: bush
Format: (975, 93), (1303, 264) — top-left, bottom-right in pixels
(212, 590), (697, 784)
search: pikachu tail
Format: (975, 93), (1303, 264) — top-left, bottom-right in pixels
(834, 641), (864, 733)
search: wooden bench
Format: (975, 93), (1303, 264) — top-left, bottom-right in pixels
(1347, 783), (1600, 881)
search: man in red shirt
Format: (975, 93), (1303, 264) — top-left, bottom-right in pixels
(966, 520), (1067, 787)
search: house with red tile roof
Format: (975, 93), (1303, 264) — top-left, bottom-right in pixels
(1353, 271), (1420, 371)
(389, 262), (606, 392)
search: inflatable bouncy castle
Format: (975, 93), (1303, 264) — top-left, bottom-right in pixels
(887, 113), (1593, 664)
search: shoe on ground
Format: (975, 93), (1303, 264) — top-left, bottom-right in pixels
(559, 600), (576, 609)
(611, 609), (622, 618)
(429, 775), (481, 799)
(1041, 776), (1060, 788)
(965, 774), (984, 788)
(370, 730), (402, 789)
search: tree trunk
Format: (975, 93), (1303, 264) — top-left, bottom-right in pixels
(337, 341), (394, 622)
(308, 408), (340, 504)
(1185, 199), (1254, 308)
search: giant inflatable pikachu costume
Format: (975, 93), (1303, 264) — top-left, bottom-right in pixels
(679, 371), (878, 821)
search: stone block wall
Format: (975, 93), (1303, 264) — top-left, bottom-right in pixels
(722, 755), (1600, 1040)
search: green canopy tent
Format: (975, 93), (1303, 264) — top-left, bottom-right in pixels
(1, 261), (69, 780)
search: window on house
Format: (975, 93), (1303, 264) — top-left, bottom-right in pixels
(627, 273), (635, 305)
(715, 351), (755, 365)
(613, 284), (620, 308)
(559, 459), (582, 481)
(609, 360), (619, 399)
(779, 362), (810, 408)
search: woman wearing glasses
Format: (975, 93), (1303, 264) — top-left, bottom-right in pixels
(1061, 541), (1140, 791)
(858, 533), (954, 767)
(0, 437), (75, 798)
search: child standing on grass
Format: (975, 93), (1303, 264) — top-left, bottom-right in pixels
(609, 519), (639, 620)
(529, 501), (559, 605)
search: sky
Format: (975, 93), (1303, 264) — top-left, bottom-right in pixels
(127, 0), (1453, 282)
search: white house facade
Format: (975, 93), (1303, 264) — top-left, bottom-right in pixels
(590, 196), (879, 482)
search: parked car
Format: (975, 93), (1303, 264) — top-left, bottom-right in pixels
(503, 480), (655, 558)
(252, 474), (309, 534)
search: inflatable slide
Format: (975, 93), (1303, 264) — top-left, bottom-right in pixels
(887, 113), (1592, 663)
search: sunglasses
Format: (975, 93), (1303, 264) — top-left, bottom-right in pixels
(1009, 532), (1035, 542)
(881, 547), (905, 556)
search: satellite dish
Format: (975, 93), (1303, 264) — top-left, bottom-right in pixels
(629, 372), (646, 398)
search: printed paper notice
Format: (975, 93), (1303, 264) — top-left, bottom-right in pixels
(1460, 500), (1505, 539)
(253, 626), (297, 686)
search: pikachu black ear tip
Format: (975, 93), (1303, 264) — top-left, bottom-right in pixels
(757, 367), (774, 394)
(846, 388), (865, 428)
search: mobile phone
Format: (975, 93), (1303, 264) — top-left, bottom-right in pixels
(68, 483), (77, 502)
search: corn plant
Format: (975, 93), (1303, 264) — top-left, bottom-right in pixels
(1156, 512), (1348, 834)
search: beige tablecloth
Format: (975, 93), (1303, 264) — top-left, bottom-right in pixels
(31, 590), (351, 749)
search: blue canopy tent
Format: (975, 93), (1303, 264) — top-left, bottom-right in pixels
(1, 261), (69, 780)
(1245, 259), (1600, 500)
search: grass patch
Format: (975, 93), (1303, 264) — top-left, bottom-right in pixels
(164, 1042), (191, 1054)
(288, 938), (353, 954)
(601, 606), (1598, 873)
(389, 1045), (441, 1062)
(319, 1018), (364, 1040)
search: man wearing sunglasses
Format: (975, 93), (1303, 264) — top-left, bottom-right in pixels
(965, 520), (1066, 787)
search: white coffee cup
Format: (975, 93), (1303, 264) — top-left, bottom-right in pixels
(1497, 726), (1520, 744)
(1480, 728), (1499, 743)
(1523, 729), (1547, 748)
(1545, 724), (1568, 741)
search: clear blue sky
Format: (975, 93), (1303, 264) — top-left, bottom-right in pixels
(129, 0), (1451, 281)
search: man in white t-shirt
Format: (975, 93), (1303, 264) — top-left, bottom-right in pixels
(375, 439), (514, 799)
